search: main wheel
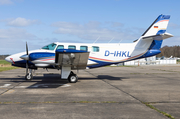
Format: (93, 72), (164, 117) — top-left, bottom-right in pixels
(68, 74), (78, 83)
(25, 73), (33, 81)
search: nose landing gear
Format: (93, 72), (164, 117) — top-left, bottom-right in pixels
(25, 69), (33, 81)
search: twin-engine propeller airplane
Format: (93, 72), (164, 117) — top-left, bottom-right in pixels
(5, 14), (173, 83)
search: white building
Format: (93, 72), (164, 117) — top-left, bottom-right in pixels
(122, 56), (177, 66)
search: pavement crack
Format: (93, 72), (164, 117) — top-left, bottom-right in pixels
(84, 70), (142, 103)
(84, 70), (177, 119)
(142, 102), (175, 119)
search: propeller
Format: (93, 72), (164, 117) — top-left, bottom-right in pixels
(19, 42), (33, 80)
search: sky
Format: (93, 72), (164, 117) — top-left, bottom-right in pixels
(0, 0), (180, 55)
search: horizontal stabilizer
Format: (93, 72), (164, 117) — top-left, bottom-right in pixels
(162, 32), (173, 39)
(142, 32), (173, 41)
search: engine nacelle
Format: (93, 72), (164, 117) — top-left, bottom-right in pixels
(35, 64), (50, 68)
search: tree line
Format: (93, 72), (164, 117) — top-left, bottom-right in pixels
(0, 55), (9, 60)
(157, 45), (180, 57)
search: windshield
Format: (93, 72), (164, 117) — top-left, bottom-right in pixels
(41, 43), (57, 50)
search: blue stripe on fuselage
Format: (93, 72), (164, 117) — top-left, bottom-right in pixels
(56, 49), (88, 53)
(12, 60), (37, 69)
(29, 52), (55, 61)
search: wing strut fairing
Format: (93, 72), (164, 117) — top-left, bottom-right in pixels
(55, 49), (90, 70)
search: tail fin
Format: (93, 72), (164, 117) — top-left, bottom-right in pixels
(142, 14), (170, 37)
(131, 14), (173, 58)
(141, 14), (173, 50)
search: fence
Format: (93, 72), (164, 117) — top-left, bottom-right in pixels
(124, 59), (177, 66)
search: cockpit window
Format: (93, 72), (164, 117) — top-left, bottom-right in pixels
(41, 43), (57, 50)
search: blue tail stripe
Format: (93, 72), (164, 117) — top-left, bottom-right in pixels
(149, 40), (163, 50)
(155, 15), (170, 23)
(156, 30), (166, 35)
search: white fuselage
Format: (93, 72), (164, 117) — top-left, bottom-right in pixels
(5, 41), (142, 68)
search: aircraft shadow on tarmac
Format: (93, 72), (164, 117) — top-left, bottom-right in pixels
(1, 74), (129, 89)
(79, 75), (129, 81)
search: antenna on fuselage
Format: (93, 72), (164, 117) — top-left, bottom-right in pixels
(108, 37), (114, 43)
(93, 36), (100, 44)
(119, 39), (123, 43)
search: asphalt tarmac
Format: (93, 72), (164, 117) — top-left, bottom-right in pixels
(0, 65), (180, 119)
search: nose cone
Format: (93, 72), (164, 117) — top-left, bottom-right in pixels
(5, 56), (12, 63)
(20, 54), (29, 60)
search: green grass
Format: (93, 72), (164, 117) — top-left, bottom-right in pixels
(0, 60), (11, 65)
(142, 102), (175, 119)
(0, 67), (19, 72)
(0, 60), (19, 72)
(0, 101), (120, 104)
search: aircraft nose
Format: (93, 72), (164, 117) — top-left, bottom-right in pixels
(5, 56), (12, 63)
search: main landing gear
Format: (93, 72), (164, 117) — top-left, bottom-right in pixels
(68, 71), (78, 83)
(61, 66), (78, 83)
(24, 67), (78, 83)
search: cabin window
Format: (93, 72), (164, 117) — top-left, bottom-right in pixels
(56, 45), (64, 50)
(92, 46), (99, 52)
(41, 43), (57, 50)
(68, 45), (76, 49)
(80, 46), (88, 51)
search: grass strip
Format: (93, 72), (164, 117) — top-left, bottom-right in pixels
(0, 60), (11, 65)
(0, 67), (19, 72)
(0, 101), (120, 104)
(0, 101), (175, 119)
(0, 60), (19, 72)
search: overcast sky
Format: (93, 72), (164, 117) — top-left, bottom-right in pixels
(0, 0), (180, 55)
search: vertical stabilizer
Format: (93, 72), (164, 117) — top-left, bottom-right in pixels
(142, 15), (170, 37)
(131, 15), (172, 58)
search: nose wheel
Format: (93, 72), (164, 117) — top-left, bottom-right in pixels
(25, 69), (33, 81)
(25, 73), (33, 80)
(68, 71), (78, 83)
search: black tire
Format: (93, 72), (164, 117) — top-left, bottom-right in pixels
(68, 74), (78, 83)
(25, 73), (33, 81)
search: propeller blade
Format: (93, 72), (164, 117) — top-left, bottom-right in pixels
(26, 42), (29, 55)
(26, 42), (29, 75)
